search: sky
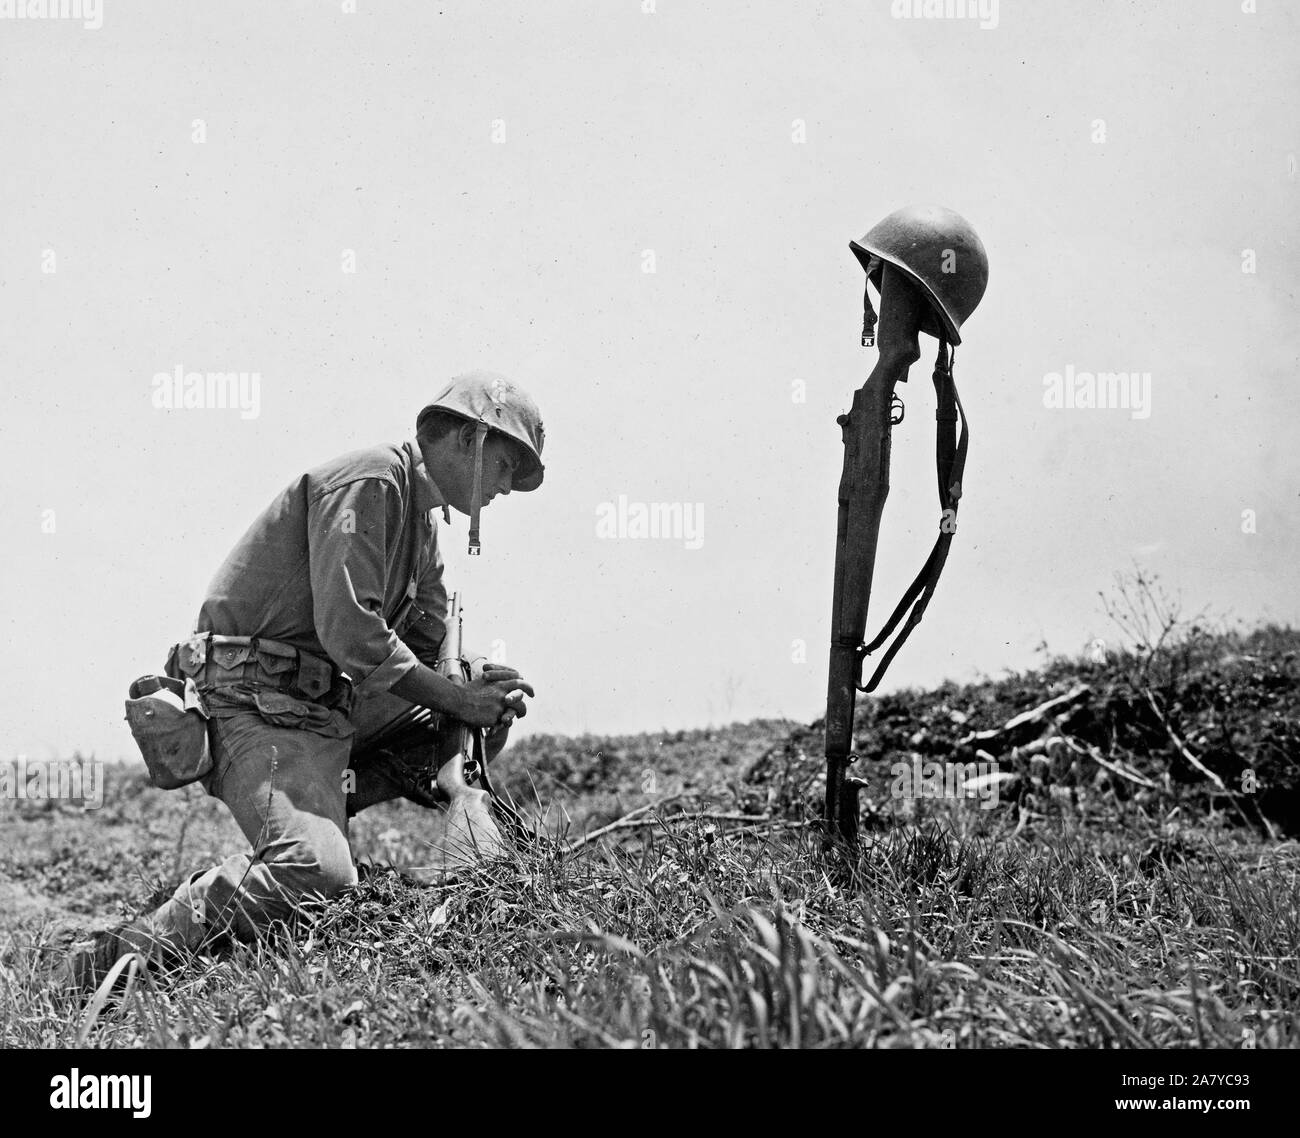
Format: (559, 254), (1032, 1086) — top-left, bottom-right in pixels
(1, 0), (1297, 763)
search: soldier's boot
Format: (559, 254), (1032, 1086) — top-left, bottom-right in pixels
(52, 918), (177, 993)
(53, 927), (135, 992)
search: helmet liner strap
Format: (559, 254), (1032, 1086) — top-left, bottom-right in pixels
(467, 422), (489, 556)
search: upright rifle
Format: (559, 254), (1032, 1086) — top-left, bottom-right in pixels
(420, 591), (518, 872)
(824, 205), (989, 846)
(361, 592), (521, 875)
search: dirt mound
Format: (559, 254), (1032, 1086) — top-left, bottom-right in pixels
(746, 624), (1300, 837)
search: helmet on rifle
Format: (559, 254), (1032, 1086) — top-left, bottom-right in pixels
(836, 205), (989, 694)
(850, 205), (988, 346)
(417, 370), (545, 492)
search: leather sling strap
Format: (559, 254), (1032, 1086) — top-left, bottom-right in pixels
(857, 337), (968, 693)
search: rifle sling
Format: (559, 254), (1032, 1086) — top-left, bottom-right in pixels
(857, 338), (968, 693)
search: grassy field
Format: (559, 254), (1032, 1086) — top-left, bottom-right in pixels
(1, 618), (1297, 1049)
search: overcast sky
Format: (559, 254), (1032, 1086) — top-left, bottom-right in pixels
(2, 0), (1297, 762)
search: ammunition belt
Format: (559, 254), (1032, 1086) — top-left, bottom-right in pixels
(166, 633), (352, 712)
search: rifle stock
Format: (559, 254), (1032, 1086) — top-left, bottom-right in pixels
(825, 265), (930, 845)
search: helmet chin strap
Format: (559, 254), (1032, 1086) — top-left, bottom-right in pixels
(467, 422), (489, 556)
(861, 257), (881, 347)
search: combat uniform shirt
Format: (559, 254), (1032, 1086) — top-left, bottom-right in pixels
(196, 439), (449, 696)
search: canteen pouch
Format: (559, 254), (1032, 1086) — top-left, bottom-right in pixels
(124, 674), (212, 790)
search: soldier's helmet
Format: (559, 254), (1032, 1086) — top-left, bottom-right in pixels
(850, 205), (989, 345)
(417, 371), (546, 492)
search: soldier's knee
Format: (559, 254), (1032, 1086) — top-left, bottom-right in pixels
(267, 835), (357, 899)
(311, 852), (358, 897)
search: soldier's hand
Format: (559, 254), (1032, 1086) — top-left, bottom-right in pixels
(480, 663), (525, 685)
(455, 672), (534, 729)
(481, 664), (529, 725)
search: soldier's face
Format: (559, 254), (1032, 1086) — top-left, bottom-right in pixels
(443, 427), (523, 514)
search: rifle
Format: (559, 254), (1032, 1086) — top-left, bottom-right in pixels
(824, 265), (931, 844)
(357, 592), (524, 876)
(824, 205), (988, 847)
(418, 591), (516, 873)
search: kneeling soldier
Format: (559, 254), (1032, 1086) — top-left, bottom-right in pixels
(60, 371), (544, 988)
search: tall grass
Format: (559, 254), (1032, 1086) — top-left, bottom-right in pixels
(4, 614), (1296, 1048)
(4, 805), (1296, 1048)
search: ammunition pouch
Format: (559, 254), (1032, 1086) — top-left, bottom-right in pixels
(124, 674), (213, 790)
